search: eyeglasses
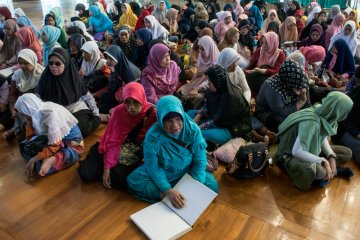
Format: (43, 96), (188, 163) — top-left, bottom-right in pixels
(49, 61), (63, 66)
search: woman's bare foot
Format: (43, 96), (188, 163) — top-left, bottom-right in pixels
(39, 156), (56, 176)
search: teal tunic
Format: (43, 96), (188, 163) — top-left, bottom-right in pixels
(127, 96), (218, 203)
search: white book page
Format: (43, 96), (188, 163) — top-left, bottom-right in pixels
(130, 202), (191, 240)
(0, 66), (16, 78)
(162, 174), (217, 226)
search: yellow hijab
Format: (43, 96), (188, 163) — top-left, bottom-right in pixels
(119, 3), (138, 31)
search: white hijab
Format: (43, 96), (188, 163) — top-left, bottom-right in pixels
(70, 21), (95, 41)
(14, 8), (26, 18)
(306, 6), (322, 24)
(145, 15), (169, 39)
(12, 49), (44, 93)
(328, 20), (358, 56)
(14, 93), (78, 145)
(80, 41), (106, 76)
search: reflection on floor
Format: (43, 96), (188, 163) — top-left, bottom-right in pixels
(1, 0), (360, 239)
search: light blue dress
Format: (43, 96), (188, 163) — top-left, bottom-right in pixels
(127, 96), (218, 203)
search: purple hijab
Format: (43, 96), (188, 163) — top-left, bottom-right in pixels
(141, 43), (181, 93)
(300, 24), (327, 50)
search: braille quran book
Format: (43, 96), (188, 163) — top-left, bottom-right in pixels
(130, 173), (217, 240)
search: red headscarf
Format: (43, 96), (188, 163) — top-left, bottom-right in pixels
(135, 9), (150, 30)
(15, 26), (43, 64)
(98, 82), (156, 169)
(0, 6), (12, 20)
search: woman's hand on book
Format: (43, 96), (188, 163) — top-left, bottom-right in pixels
(167, 189), (185, 209)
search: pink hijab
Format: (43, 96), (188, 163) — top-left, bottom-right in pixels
(214, 11), (235, 40)
(141, 43), (180, 93)
(197, 35), (220, 73)
(299, 45), (326, 72)
(257, 32), (282, 67)
(325, 13), (345, 48)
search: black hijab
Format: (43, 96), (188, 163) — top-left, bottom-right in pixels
(286, 0), (300, 17)
(205, 65), (250, 128)
(238, 19), (254, 53)
(36, 48), (87, 106)
(132, 28), (153, 69)
(67, 33), (86, 70)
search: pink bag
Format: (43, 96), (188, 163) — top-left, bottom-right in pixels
(213, 138), (246, 163)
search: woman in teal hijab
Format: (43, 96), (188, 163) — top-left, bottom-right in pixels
(276, 91), (354, 190)
(40, 25), (61, 66)
(127, 96), (218, 207)
(88, 5), (114, 34)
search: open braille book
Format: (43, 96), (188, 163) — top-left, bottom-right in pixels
(130, 173), (218, 240)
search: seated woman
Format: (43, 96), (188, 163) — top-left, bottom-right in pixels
(0, 19), (21, 69)
(40, 25), (61, 66)
(279, 16), (298, 44)
(214, 11), (235, 41)
(88, 5), (114, 41)
(298, 23), (327, 50)
(78, 82), (157, 189)
(14, 8), (41, 39)
(80, 41), (110, 98)
(15, 93), (84, 178)
(245, 32), (286, 96)
(75, 3), (90, 26)
(0, 78), (11, 133)
(328, 21), (357, 56)
(276, 91), (354, 190)
(322, 39), (355, 85)
(4, 49), (44, 143)
(151, 1), (167, 24)
(69, 20), (94, 41)
(259, 9), (281, 36)
(218, 27), (240, 52)
(44, 13), (68, 49)
(299, 45), (326, 75)
(99, 45), (141, 114)
(67, 33), (86, 70)
(144, 15), (169, 41)
(336, 75), (360, 165)
(36, 48), (100, 137)
(163, 8), (179, 43)
(132, 29), (153, 70)
(127, 95), (218, 205)
(141, 43), (180, 104)
(255, 60), (310, 133)
(15, 27), (43, 64)
(237, 19), (255, 62)
(113, 26), (137, 61)
(115, 3), (138, 31)
(135, 9), (150, 31)
(294, 10), (305, 38)
(325, 14), (345, 49)
(188, 65), (252, 145)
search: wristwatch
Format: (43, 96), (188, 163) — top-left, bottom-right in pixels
(327, 153), (336, 160)
(321, 159), (328, 166)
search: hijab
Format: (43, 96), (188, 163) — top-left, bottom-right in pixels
(133, 29), (153, 69)
(197, 35), (220, 73)
(0, 6), (12, 20)
(98, 82), (154, 156)
(194, 2), (208, 21)
(145, 15), (169, 39)
(257, 32), (282, 68)
(152, 1), (167, 23)
(217, 47), (241, 68)
(142, 43), (180, 93)
(301, 23), (326, 49)
(260, 9), (281, 35)
(48, 7), (65, 29)
(15, 26), (43, 63)
(299, 45), (326, 65)
(104, 45), (141, 83)
(205, 64), (250, 128)
(325, 13), (345, 48)
(0, 20), (20, 64)
(306, 6), (321, 24)
(114, 25), (137, 60)
(267, 21), (280, 34)
(67, 33), (86, 70)
(279, 16), (298, 43)
(328, 5), (341, 21)
(286, 0), (300, 16)
(249, 5), (263, 30)
(135, 9), (150, 30)
(70, 20), (94, 41)
(15, 93), (78, 145)
(81, 41), (106, 76)
(328, 20), (357, 56)
(323, 39), (355, 76)
(37, 47), (88, 106)
(164, 8), (178, 34)
(223, 3), (236, 22)
(218, 27), (239, 51)
(265, 60), (308, 105)
(119, 3), (138, 28)
(14, 8), (41, 39)
(12, 49), (44, 93)
(214, 11), (236, 40)
(41, 25), (61, 66)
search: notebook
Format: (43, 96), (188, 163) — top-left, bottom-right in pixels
(0, 66), (17, 79)
(130, 174), (218, 240)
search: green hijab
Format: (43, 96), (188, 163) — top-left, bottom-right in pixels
(278, 91), (353, 155)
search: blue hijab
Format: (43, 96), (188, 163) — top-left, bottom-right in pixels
(17, 16), (41, 39)
(144, 96), (206, 154)
(323, 39), (355, 77)
(249, 5), (263, 31)
(133, 29), (153, 69)
(41, 25), (61, 66)
(88, 5), (113, 33)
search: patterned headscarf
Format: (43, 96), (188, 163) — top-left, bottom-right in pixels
(265, 60), (309, 105)
(205, 64), (228, 92)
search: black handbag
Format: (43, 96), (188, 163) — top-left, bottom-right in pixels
(226, 142), (270, 179)
(20, 135), (50, 160)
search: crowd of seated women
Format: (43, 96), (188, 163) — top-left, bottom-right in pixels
(0, 0), (359, 208)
